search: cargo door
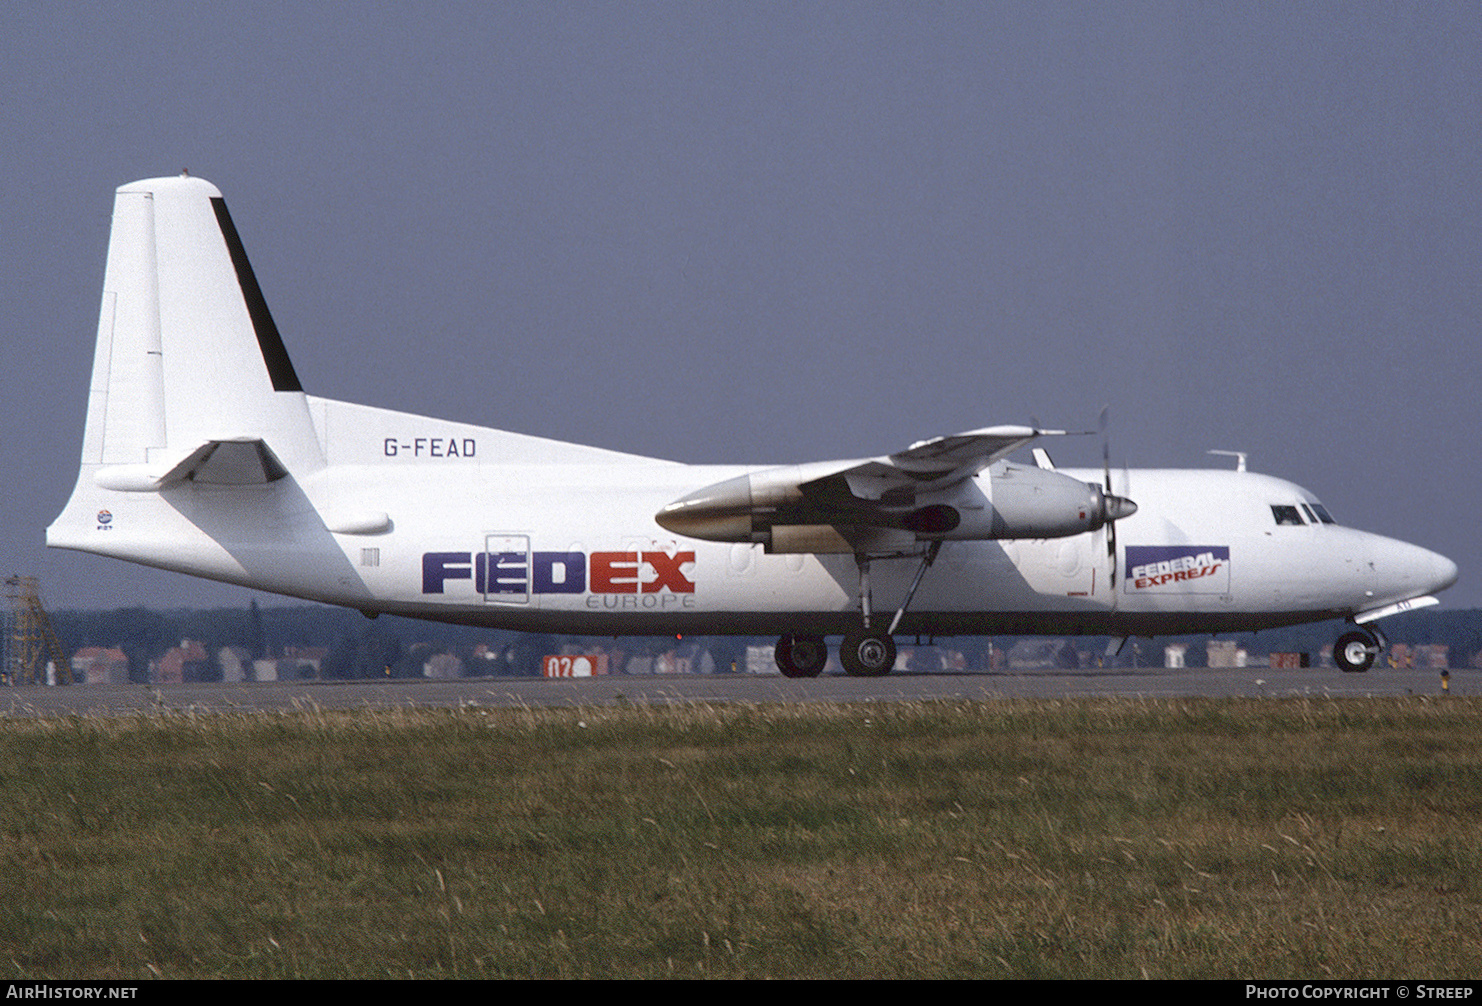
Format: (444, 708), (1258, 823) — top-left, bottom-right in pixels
(481, 533), (531, 604)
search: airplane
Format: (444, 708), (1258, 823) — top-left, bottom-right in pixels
(48, 175), (1459, 676)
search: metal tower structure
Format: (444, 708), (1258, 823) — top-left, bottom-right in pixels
(3, 576), (70, 685)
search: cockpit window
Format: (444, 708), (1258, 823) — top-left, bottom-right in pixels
(1308, 503), (1335, 524)
(1271, 505), (1305, 526)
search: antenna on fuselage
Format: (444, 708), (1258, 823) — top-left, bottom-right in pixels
(1208, 450), (1248, 473)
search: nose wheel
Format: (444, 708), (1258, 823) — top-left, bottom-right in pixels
(1334, 630), (1379, 673)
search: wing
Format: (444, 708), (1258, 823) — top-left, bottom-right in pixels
(812, 425), (1055, 502)
(654, 425), (1123, 552)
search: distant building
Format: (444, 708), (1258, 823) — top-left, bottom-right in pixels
(282, 646), (327, 677)
(1207, 640), (1247, 669)
(653, 652), (691, 675)
(218, 646), (253, 682)
(746, 645), (775, 675)
(151, 640), (210, 683)
(1390, 644), (1450, 669)
(240, 646), (330, 681)
(1269, 652), (1311, 669)
(71, 646), (128, 685)
(1005, 638), (1080, 670)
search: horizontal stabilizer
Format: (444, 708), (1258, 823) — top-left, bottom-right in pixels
(93, 439), (288, 491)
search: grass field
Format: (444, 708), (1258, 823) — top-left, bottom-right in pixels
(2, 696), (1480, 979)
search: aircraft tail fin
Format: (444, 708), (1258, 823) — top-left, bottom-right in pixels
(80, 175), (322, 477)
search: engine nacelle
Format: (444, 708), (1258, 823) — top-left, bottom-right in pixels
(656, 461), (1135, 552)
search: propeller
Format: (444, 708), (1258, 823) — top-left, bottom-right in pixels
(1098, 406), (1136, 588)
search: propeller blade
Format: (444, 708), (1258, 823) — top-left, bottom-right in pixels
(1098, 405), (1118, 588)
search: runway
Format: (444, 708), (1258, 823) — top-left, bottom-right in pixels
(0, 665), (1470, 718)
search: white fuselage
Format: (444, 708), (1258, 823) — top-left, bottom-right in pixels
(49, 398), (1456, 639)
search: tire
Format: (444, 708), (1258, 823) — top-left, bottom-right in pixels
(840, 633), (896, 677)
(1333, 630), (1377, 673)
(775, 634), (827, 678)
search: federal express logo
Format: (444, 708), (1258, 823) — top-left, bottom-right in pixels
(422, 549), (696, 609)
(1124, 545), (1230, 594)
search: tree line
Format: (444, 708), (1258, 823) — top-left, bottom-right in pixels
(46, 601), (1482, 681)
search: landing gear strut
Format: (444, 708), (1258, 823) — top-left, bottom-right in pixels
(835, 544), (937, 677)
(775, 633), (827, 678)
(773, 545), (936, 679)
(1333, 629), (1379, 673)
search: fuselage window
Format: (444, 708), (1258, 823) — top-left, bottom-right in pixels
(1271, 505), (1305, 526)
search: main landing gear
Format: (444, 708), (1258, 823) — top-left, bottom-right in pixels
(839, 632), (896, 677)
(775, 634), (827, 678)
(772, 545), (938, 678)
(773, 631), (898, 678)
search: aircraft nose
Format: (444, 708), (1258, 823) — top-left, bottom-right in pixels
(1375, 539), (1459, 599)
(1428, 550), (1460, 594)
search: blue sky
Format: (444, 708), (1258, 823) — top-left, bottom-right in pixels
(3, 3), (1477, 610)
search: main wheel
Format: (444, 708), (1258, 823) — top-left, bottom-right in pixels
(1334, 630), (1378, 673)
(840, 632), (896, 677)
(775, 634), (827, 678)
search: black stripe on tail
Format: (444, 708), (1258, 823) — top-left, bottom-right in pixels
(210, 197), (304, 393)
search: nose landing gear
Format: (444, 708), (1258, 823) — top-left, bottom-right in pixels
(1333, 629), (1380, 673)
